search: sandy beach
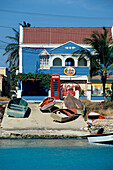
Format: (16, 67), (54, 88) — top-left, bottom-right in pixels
(0, 101), (90, 138)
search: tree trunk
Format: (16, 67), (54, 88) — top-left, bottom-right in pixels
(101, 74), (107, 102)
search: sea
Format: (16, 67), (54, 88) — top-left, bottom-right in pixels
(0, 138), (113, 170)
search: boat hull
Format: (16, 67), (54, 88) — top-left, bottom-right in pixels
(51, 109), (78, 122)
(87, 112), (105, 124)
(39, 97), (56, 111)
(40, 101), (56, 110)
(7, 98), (28, 118)
(87, 133), (113, 144)
(51, 112), (70, 122)
(64, 92), (84, 110)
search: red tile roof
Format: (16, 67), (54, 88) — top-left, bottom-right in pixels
(92, 75), (113, 79)
(23, 27), (112, 44)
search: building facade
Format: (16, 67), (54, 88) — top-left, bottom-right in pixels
(0, 67), (10, 96)
(18, 26), (113, 101)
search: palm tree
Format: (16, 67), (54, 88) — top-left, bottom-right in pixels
(22, 21), (31, 27)
(3, 28), (19, 72)
(74, 27), (113, 101)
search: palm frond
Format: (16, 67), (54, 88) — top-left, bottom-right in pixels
(3, 28), (19, 69)
(6, 36), (19, 42)
(108, 63), (113, 70)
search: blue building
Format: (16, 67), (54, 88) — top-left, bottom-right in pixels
(18, 26), (113, 101)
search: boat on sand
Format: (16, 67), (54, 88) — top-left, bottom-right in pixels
(87, 112), (105, 124)
(51, 108), (80, 122)
(7, 98), (28, 118)
(64, 92), (84, 110)
(39, 97), (56, 111)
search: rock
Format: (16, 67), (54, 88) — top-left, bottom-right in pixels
(89, 119), (113, 134)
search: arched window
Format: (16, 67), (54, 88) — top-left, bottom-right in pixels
(65, 58), (74, 66)
(53, 58), (62, 66)
(78, 58), (87, 66)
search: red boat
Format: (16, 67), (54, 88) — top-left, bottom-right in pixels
(87, 112), (105, 124)
(51, 108), (80, 122)
(39, 97), (56, 111)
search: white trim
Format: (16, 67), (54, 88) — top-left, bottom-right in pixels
(19, 25), (23, 73)
(20, 43), (90, 49)
(60, 75), (88, 81)
(51, 41), (89, 51)
(19, 47), (22, 73)
(19, 25), (23, 44)
(111, 26), (113, 40)
(51, 55), (63, 67)
(64, 55), (77, 66)
(20, 44), (60, 48)
(39, 49), (50, 56)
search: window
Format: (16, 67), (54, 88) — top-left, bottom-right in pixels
(40, 56), (49, 69)
(78, 58), (87, 66)
(65, 46), (76, 49)
(53, 58), (62, 66)
(65, 58), (74, 66)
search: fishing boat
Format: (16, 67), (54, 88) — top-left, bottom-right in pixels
(39, 97), (56, 111)
(87, 112), (105, 124)
(87, 133), (113, 144)
(51, 108), (80, 122)
(7, 98), (28, 118)
(64, 92), (84, 110)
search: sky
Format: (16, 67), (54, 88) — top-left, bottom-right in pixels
(0, 0), (113, 67)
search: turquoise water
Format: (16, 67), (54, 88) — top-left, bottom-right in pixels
(0, 139), (113, 170)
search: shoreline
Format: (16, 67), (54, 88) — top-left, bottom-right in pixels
(0, 128), (88, 139)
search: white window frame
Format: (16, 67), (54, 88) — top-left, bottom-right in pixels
(39, 55), (49, 69)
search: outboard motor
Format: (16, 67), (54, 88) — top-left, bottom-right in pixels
(97, 128), (104, 134)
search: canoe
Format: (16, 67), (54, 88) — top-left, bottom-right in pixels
(7, 98), (28, 118)
(64, 92), (84, 110)
(87, 112), (105, 124)
(87, 133), (113, 144)
(51, 108), (80, 122)
(39, 97), (56, 111)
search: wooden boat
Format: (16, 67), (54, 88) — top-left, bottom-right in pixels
(64, 92), (84, 110)
(7, 98), (28, 118)
(39, 97), (56, 111)
(87, 133), (113, 144)
(51, 108), (80, 122)
(87, 112), (105, 124)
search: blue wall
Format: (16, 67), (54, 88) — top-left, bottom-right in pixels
(22, 47), (89, 76)
(50, 67), (89, 75)
(23, 49), (39, 73)
(51, 41), (84, 54)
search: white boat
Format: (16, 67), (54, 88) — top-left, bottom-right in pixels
(51, 108), (79, 122)
(87, 133), (113, 144)
(39, 97), (56, 111)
